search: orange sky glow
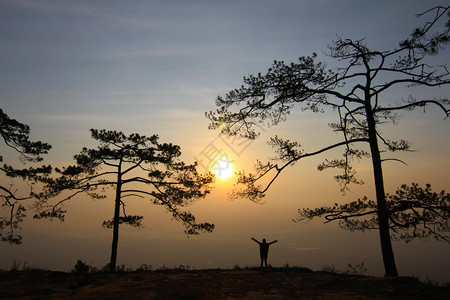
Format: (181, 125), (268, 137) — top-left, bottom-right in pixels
(1, 0), (449, 283)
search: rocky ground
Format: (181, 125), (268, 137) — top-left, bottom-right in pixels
(0, 267), (448, 299)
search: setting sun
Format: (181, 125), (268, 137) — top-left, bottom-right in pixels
(214, 156), (233, 179)
(1, 0), (449, 288)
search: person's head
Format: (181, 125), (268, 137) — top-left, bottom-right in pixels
(262, 239), (266, 243)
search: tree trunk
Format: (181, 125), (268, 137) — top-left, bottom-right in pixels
(365, 102), (399, 277)
(109, 160), (123, 273)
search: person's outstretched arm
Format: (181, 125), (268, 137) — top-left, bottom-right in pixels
(269, 240), (278, 245)
(251, 237), (260, 244)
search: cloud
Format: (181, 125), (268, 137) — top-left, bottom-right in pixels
(8, 0), (167, 29)
(290, 244), (321, 252)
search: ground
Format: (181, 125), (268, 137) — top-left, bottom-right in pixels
(0, 267), (448, 299)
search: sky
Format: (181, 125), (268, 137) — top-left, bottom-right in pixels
(1, 0), (449, 282)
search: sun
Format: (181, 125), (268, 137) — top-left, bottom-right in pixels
(214, 157), (233, 179)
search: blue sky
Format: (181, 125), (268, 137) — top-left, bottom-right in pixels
(1, 0), (449, 281)
(2, 0), (443, 141)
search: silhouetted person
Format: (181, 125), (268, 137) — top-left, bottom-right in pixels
(251, 237), (278, 268)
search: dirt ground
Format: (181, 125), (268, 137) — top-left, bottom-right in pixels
(0, 267), (448, 299)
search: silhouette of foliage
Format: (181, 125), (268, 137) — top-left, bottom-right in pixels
(71, 260), (91, 274)
(36, 129), (214, 272)
(296, 183), (450, 243)
(0, 108), (52, 244)
(207, 6), (450, 276)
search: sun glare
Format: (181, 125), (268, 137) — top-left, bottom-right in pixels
(214, 157), (233, 179)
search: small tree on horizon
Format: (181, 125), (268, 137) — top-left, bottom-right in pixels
(36, 129), (214, 272)
(207, 6), (450, 276)
(0, 108), (52, 244)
